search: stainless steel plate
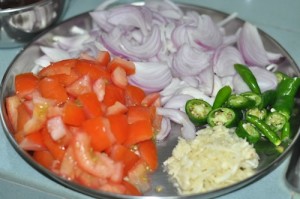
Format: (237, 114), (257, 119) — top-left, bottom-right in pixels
(1, 2), (300, 199)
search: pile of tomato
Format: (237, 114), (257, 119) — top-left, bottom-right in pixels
(5, 51), (162, 195)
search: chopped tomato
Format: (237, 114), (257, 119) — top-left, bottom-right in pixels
(125, 119), (154, 146)
(137, 140), (158, 171)
(15, 72), (39, 99)
(124, 85), (146, 106)
(78, 92), (103, 119)
(122, 180), (142, 196)
(6, 95), (21, 131)
(71, 132), (120, 180)
(96, 51), (111, 66)
(66, 75), (92, 97)
(16, 103), (31, 132)
(99, 181), (127, 194)
(48, 72), (79, 86)
(106, 101), (128, 116)
(107, 114), (128, 144)
(47, 116), (68, 141)
(127, 160), (151, 193)
(141, 92), (160, 107)
(111, 67), (128, 89)
(38, 59), (77, 77)
(93, 78), (106, 102)
(38, 77), (68, 104)
(103, 84), (125, 107)
(81, 117), (114, 151)
(33, 150), (55, 170)
(59, 146), (76, 180)
(107, 57), (135, 75)
(41, 127), (65, 161)
(109, 144), (140, 174)
(19, 131), (47, 151)
(62, 102), (86, 126)
(73, 59), (111, 82)
(127, 106), (152, 124)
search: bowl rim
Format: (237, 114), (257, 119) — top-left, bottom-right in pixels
(0, 0), (62, 14)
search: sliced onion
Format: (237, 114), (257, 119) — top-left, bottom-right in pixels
(175, 86), (214, 105)
(129, 61), (172, 93)
(213, 46), (244, 77)
(233, 66), (278, 93)
(156, 107), (196, 140)
(156, 117), (172, 141)
(40, 46), (71, 62)
(163, 94), (194, 111)
(197, 66), (214, 96)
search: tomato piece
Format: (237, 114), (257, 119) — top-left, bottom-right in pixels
(137, 140), (158, 172)
(127, 160), (151, 193)
(81, 117), (114, 151)
(47, 116), (68, 141)
(109, 144), (140, 175)
(141, 92), (160, 107)
(122, 180), (142, 196)
(62, 102), (86, 126)
(33, 150), (55, 170)
(107, 114), (128, 144)
(103, 84), (125, 107)
(19, 131), (47, 151)
(15, 72), (39, 99)
(66, 75), (92, 97)
(38, 77), (68, 104)
(96, 51), (111, 66)
(5, 95), (21, 131)
(71, 132), (121, 180)
(125, 119), (154, 146)
(38, 59), (77, 77)
(74, 59), (111, 82)
(16, 102), (31, 132)
(124, 85), (146, 106)
(93, 78), (106, 102)
(99, 181), (127, 194)
(107, 57), (135, 75)
(106, 101), (128, 116)
(127, 106), (152, 124)
(41, 127), (65, 161)
(78, 92), (103, 119)
(111, 67), (128, 89)
(47, 71), (79, 86)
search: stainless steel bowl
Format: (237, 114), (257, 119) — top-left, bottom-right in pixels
(0, 0), (67, 48)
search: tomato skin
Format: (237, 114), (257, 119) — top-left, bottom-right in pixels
(15, 72), (39, 99)
(109, 144), (140, 175)
(124, 85), (146, 106)
(96, 51), (111, 66)
(18, 131), (47, 151)
(38, 59), (77, 77)
(38, 77), (68, 104)
(122, 180), (142, 196)
(107, 114), (128, 144)
(125, 119), (154, 146)
(63, 102), (86, 126)
(81, 117), (114, 152)
(137, 140), (158, 171)
(78, 92), (103, 119)
(6, 95), (21, 131)
(103, 84), (125, 107)
(33, 150), (55, 170)
(127, 106), (152, 124)
(74, 59), (111, 82)
(17, 103), (31, 132)
(41, 128), (66, 161)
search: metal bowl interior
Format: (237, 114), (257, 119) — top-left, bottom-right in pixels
(1, 2), (300, 199)
(0, 0), (68, 48)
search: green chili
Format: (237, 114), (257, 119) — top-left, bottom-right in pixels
(185, 99), (212, 126)
(246, 107), (267, 120)
(226, 94), (255, 109)
(260, 90), (277, 109)
(241, 91), (263, 107)
(272, 95), (294, 119)
(265, 111), (287, 132)
(274, 71), (289, 83)
(207, 107), (242, 128)
(246, 115), (281, 146)
(212, 85), (232, 109)
(281, 121), (291, 141)
(235, 120), (261, 144)
(234, 64), (261, 95)
(254, 139), (284, 155)
(276, 76), (300, 97)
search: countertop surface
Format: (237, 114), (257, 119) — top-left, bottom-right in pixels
(1, 0), (300, 198)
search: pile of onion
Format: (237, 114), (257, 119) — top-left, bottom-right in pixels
(34, 0), (283, 140)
